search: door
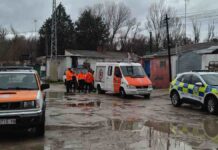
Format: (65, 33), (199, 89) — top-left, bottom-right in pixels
(113, 67), (122, 93)
(179, 74), (192, 99)
(144, 60), (150, 77)
(191, 75), (205, 102)
(106, 66), (114, 91)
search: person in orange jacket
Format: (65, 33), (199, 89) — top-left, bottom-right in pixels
(77, 70), (85, 92)
(71, 70), (78, 93)
(85, 70), (94, 93)
(65, 68), (73, 93)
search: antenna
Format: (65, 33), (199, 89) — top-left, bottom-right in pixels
(51, 0), (57, 59)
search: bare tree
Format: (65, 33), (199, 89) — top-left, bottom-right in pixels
(132, 22), (142, 42)
(145, 0), (184, 49)
(123, 18), (136, 42)
(110, 3), (131, 45)
(0, 26), (7, 40)
(192, 18), (201, 43)
(90, 2), (131, 46)
(207, 21), (215, 42)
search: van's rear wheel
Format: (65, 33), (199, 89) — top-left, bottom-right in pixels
(97, 85), (105, 94)
(120, 88), (126, 98)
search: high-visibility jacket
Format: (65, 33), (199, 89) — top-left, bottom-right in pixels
(85, 72), (94, 83)
(66, 70), (73, 81)
(77, 73), (85, 80)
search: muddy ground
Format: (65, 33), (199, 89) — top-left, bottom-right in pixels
(0, 83), (218, 150)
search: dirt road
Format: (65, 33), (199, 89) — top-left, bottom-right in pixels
(0, 84), (218, 150)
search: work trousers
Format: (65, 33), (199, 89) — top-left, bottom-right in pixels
(72, 80), (78, 92)
(78, 79), (85, 92)
(66, 80), (72, 93)
(85, 82), (93, 93)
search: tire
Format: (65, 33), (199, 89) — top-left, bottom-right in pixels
(206, 96), (218, 115)
(97, 85), (105, 94)
(171, 91), (182, 107)
(35, 112), (45, 137)
(120, 88), (126, 98)
(144, 94), (150, 99)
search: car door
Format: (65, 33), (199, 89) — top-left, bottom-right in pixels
(191, 75), (205, 102)
(113, 67), (122, 93)
(179, 74), (192, 99)
(106, 66), (114, 92)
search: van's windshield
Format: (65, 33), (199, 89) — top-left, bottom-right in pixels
(0, 73), (39, 90)
(120, 66), (146, 78)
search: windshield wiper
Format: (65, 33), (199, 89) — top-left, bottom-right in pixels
(0, 88), (9, 90)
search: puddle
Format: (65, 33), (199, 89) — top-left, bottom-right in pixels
(141, 119), (218, 149)
(66, 100), (101, 108)
(46, 92), (65, 100)
(104, 118), (218, 149)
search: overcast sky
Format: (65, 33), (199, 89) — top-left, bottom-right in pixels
(0, 0), (218, 40)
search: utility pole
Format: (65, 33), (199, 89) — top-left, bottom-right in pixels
(184, 0), (189, 45)
(149, 31), (153, 54)
(165, 14), (172, 82)
(51, 0), (57, 59)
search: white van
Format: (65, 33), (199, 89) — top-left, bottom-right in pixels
(94, 62), (153, 99)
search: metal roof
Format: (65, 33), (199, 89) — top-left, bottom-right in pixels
(142, 42), (218, 58)
(66, 50), (139, 60)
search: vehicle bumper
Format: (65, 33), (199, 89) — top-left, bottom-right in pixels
(0, 109), (44, 129)
(125, 88), (152, 95)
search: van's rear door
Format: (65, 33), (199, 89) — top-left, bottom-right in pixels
(105, 66), (114, 92)
(95, 66), (106, 89)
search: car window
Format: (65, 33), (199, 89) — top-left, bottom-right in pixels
(114, 67), (122, 78)
(201, 74), (218, 86)
(107, 66), (112, 76)
(0, 73), (38, 90)
(191, 75), (202, 84)
(181, 74), (192, 84)
(177, 75), (183, 82)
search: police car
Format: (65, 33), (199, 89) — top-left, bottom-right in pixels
(170, 71), (218, 114)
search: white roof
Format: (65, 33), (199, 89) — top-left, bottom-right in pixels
(96, 62), (141, 66)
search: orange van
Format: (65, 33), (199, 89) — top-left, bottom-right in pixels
(94, 62), (153, 99)
(0, 66), (49, 136)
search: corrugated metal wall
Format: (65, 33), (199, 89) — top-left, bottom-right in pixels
(177, 52), (201, 73)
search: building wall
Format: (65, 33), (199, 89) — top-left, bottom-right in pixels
(150, 57), (170, 89)
(46, 57), (68, 81)
(201, 54), (218, 69)
(177, 52), (201, 73)
(77, 57), (104, 70)
(171, 55), (178, 79)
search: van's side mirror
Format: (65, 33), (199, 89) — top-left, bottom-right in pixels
(195, 82), (203, 87)
(41, 84), (50, 91)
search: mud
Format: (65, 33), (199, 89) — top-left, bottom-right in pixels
(0, 84), (218, 150)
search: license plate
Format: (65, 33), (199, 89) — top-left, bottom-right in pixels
(0, 119), (16, 125)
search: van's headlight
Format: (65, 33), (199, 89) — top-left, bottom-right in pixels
(148, 85), (153, 90)
(23, 101), (35, 108)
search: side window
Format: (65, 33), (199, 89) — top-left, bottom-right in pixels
(191, 75), (202, 84)
(114, 67), (122, 78)
(182, 74), (192, 84)
(177, 75), (183, 82)
(108, 66), (113, 76)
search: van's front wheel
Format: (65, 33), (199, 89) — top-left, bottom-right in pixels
(97, 85), (105, 94)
